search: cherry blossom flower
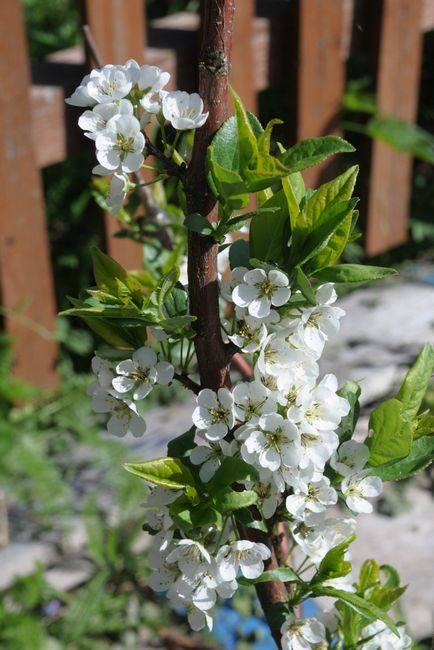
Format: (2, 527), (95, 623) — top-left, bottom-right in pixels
(331, 440), (370, 477)
(192, 388), (235, 441)
(91, 388), (146, 437)
(139, 65), (171, 113)
(166, 540), (212, 577)
(95, 114), (145, 173)
(359, 621), (411, 650)
(78, 99), (133, 140)
(341, 472), (383, 514)
(190, 439), (236, 482)
(238, 413), (301, 472)
(232, 268), (291, 318)
(280, 614), (326, 650)
(233, 380), (277, 423)
(112, 346), (174, 400)
(228, 313), (269, 353)
(286, 477), (337, 519)
(162, 91), (208, 129)
(86, 65), (132, 104)
(216, 541), (271, 580)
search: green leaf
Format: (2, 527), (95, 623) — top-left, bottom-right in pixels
(206, 112), (263, 173)
(414, 412), (434, 439)
(164, 283), (188, 319)
(167, 427), (196, 458)
(367, 399), (413, 467)
(229, 238), (250, 270)
(243, 152), (291, 192)
(368, 435), (434, 480)
(206, 159), (249, 210)
(250, 189), (290, 265)
(359, 559), (380, 592)
(297, 198), (359, 266)
(212, 488), (258, 512)
(295, 267), (317, 306)
(124, 457), (197, 495)
(258, 118), (283, 154)
(365, 115), (434, 164)
(380, 564), (401, 588)
(184, 213), (215, 236)
(396, 343), (434, 421)
(279, 136), (355, 172)
(230, 87), (259, 169)
(157, 314), (196, 333)
(235, 508), (268, 532)
(91, 247), (142, 296)
(209, 457), (259, 490)
(282, 174), (301, 233)
(238, 567), (299, 586)
(316, 534), (355, 582)
(311, 586), (399, 636)
(313, 264), (397, 284)
(337, 381), (361, 443)
(300, 165), (358, 234)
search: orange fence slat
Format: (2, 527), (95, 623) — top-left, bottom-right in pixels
(0, 0), (58, 388)
(365, 0), (423, 255)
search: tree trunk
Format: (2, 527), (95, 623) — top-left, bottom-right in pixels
(186, 2), (287, 646)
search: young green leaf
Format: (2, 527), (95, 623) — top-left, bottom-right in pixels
(367, 399), (413, 467)
(212, 488), (258, 512)
(184, 213), (215, 236)
(295, 267), (317, 306)
(238, 567), (299, 586)
(249, 189), (291, 265)
(167, 427), (196, 458)
(230, 87), (258, 169)
(91, 247), (142, 296)
(313, 264), (397, 284)
(315, 534), (356, 582)
(336, 381), (361, 443)
(124, 457), (197, 492)
(311, 586), (399, 636)
(209, 457), (259, 490)
(279, 136), (355, 172)
(257, 118), (284, 154)
(229, 238), (250, 270)
(396, 343), (434, 421)
(235, 508), (268, 532)
(368, 435), (434, 481)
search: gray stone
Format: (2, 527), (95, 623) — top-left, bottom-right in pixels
(0, 542), (57, 590)
(45, 558), (94, 592)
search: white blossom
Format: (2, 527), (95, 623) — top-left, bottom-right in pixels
(288, 374), (349, 434)
(166, 539), (212, 577)
(233, 381), (277, 423)
(112, 346), (174, 400)
(359, 621), (411, 650)
(162, 91), (208, 130)
(86, 65), (132, 103)
(331, 440), (370, 477)
(286, 477), (337, 519)
(190, 438), (236, 482)
(139, 65), (170, 113)
(228, 313), (269, 353)
(106, 172), (129, 215)
(192, 388), (235, 441)
(91, 388), (146, 437)
(237, 413), (301, 472)
(216, 540), (271, 580)
(78, 99), (133, 139)
(95, 114), (145, 173)
(341, 472), (383, 514)
(281, 614), (326, 650)
(232, 268), (291, 318)
(65, 73), (94, 106)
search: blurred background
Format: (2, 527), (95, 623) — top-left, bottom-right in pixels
(0, 0), (433, 648)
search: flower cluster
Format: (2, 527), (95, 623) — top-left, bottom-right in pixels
(88, 347), (174, 437)
(66, 61), (208, 213)
(146, 485), (271, 631)
(141, 269), (387, 645)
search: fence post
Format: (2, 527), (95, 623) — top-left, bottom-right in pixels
(295, 0), (346, 188)
(0, 0), (58, 388)
(82, 0), (147, 269)
(231, 0), (256, 113)
(365, 0), (423, 255)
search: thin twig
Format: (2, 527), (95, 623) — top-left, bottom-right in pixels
(159, 628), (222, 650)
(173, 373), (201, 395)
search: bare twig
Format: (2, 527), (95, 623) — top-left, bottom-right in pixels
(173, 372), (201, 394)
(159, 628), (222, 650)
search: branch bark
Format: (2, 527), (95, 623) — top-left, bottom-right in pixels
(186, 2), (287, 647)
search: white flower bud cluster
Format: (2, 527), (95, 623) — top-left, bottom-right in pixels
(87, 346), (174, 437)
(66, 60), (208, 214)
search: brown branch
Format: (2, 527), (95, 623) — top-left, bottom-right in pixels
(160, 628), (222, 650)
(173, 372), (201, 394)
(185, 2), (287, 647)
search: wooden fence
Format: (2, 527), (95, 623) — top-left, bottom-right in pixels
(0, 0), (433, 389)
